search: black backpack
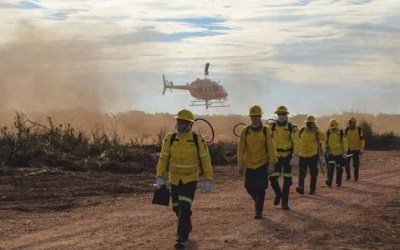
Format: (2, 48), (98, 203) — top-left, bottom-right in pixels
(271, 122), (293, 134)
(345, 126), (363, 140)
(244, 125), (269, 153)
(169, 132), (202, 174)
(170, 132), (199, 151)
(327, 129), (344, 143)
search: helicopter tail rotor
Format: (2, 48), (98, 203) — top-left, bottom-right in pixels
(162, 75), (173, 95)
(162, 75), (167, 95)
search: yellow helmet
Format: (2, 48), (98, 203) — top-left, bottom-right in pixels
(329, 119), (338, 128)
(304, 115), (316, 123)
(174, 109), (195, 122)
(274, 105), (289, 115)
(248, 105), (263, 116)
(349, 117), (357, 123)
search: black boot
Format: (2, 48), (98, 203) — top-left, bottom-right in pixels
(325, 179), (332, 187)
(176, 206), (191, 247)
(336, 166), (343, 187)
(281, 177), (291, 210)
(310, 175), (317, 195)
(270, 176), (281, 206)
(174, 240), (186, 249)
(296, 186), (304, 195)
(254, 191), (265, 219)
(274, 196), (281, 206)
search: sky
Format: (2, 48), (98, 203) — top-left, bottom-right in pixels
(0, 0), (399, 118)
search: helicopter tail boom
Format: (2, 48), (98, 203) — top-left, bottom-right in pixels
(162, 74), (191, 95)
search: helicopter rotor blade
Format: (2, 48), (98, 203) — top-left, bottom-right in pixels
(205, 63), (210, 77)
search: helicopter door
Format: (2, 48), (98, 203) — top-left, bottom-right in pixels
(203, 85), (212, 93)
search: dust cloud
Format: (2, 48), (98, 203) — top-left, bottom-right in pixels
(0, 25), (115, 115)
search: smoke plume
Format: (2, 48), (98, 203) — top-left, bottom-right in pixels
(0, 25), (115, 114)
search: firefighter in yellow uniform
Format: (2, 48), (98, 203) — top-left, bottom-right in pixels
(237, 105), (277, 219)
(325, 119), (348, 187)
(269, 105), (300, 210)
(345, 117), (365, 181)
(295, 115), (326, 195)
(156, 109), (214, 249)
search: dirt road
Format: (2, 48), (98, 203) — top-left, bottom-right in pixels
(1, 151), (399, 249)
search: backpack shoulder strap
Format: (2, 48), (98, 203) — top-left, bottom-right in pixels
(327, 129), (330, 142)
(263, 126), (269, 154)
(170, 132), (177, 146)
(192, 132), (199, 152)
(192, 132), (204, 175)
(340, 129), (344, 142)
(271, 122), (277, 132)
(344, 126), (362, 138)
(245, 125), (250, 135)
(271, 122), (292, 134)
(171, 132), (200, 152)
(244, 126), (250, 142)
(299, 127), (305, 138)
(166, 132), (177, 172)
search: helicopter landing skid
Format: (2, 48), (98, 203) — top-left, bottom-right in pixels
(190, 99), (230, 109)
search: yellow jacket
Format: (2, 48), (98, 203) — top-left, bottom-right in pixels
(269, 122), (300, 157)
(326, 129), (348, 156)
(237, 125), (277, 169)
(346, 126), (365, 151)
(156, 132), (213, 185)
(298, 127), (327, 158)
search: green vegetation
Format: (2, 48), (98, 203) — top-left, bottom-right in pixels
(0, 112), (158, 173)
(1, 112), (398, 173)
(360, 120), (400, 150)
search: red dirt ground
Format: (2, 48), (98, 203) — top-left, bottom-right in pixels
(1, 151), (399, 249)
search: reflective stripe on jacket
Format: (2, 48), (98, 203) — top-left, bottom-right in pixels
(237, 125), (277, 169)
(157, 132), (213, 185)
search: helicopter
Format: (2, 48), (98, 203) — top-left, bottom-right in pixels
(162, 63), (229, 109)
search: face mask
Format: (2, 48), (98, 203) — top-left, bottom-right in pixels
(250, 116), (262, 128)
(306, 122), (316, 129)
(277, 115), (288, 124)
(176, 120), (192, 133)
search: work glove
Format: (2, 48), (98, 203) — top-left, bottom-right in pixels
(237, 163), (245, 176)
(342, 153), (348, 159)
(322, 148), (327, 155)
(155, 177), (165, 189)
(202, 180), (213, 193)
(267, 163), (274, 175)
(290, 155), (299, 166)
